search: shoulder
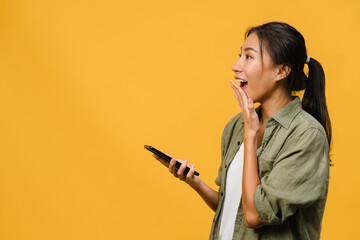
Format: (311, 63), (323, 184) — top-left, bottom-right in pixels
(273, 109), (330, 169)
(292, 109), (326, 135)
(224, 112), (244, 130)
(288, 109), (328, 147)
(222, 112), (244, 136)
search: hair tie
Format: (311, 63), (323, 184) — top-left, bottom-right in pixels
(305, 55), (311, 64)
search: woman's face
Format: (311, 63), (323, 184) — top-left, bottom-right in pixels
(232, 33), (279, 103)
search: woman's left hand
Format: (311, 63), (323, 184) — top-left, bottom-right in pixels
(230, 80), (260, 137)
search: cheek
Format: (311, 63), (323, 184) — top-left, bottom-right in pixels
(244, 63), (262, 79)
(261, 69), (276, 85)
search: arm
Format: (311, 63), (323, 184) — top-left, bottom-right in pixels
(231, 80), (263, 228)
(242, 134), (263, 228)
(253, 129), (329, 225)
(192, 178), (219, 212)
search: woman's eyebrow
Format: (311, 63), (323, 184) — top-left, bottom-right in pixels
(240, 46), (258, 52)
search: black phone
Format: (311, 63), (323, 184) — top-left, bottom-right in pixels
(144, 145), (200, 176)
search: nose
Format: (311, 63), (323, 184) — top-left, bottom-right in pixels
(232, 58), (243, 73)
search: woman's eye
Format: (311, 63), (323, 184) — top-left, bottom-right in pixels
(238, 53), (242, 58)
(246, 55), (252, 59)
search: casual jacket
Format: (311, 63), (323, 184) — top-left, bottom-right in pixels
(209, 97), (330, 240)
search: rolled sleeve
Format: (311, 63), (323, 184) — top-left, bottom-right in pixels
(215, 165), (222, 187)
(254, 128), (329, 225)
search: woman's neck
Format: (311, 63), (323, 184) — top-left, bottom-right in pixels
(259, 94), (293, 125)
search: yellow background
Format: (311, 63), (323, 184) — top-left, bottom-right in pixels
(0, 0), (359, 239)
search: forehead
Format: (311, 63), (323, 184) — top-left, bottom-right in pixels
(241, 33), (260, 52)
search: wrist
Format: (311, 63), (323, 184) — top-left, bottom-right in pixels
(244, 131), (258, 141)
(191, 177), (202, 191)
(244, 133), (258, 151)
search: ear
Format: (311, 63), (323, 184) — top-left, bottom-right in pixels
(274, 65), (291, 82)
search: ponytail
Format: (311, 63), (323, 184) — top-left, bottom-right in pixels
(302, 58), (332, 147)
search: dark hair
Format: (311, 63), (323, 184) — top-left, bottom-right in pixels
(246, 22), (332, 147)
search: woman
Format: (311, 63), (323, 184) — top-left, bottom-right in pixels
(153, 22), (331, 240)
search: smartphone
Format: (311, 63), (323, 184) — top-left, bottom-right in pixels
(144, 145), (200, 176)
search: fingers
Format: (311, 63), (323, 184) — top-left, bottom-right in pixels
(247, 98), (254, 111)
(177, 160), (188, 180)
(230, 80), (256, 115)
(169, 158), (178, 176)
(230, 80), (247, 110)
(185, 164), (196, 183)
(168, 158), (196, 183)
(230, 80), (242, 100)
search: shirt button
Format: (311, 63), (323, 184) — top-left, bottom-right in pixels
(237, 141), (240, 145)
(239, 219), (242, 225)
(221, 192), (224, 196)
(225, 164), (227, 169)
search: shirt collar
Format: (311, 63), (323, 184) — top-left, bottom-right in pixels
(238, 96), (302, 129)
(268, 96), (302, 129)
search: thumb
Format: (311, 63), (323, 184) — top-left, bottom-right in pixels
(247, 98), (255, 111)
(165, 153), (173, 158)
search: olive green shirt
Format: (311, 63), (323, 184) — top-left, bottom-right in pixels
(209, 97), (329, 240)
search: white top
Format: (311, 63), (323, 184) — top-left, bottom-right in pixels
(219, 143), (261, 240)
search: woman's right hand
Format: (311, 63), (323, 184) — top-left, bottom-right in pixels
(152, 154), (200, 190)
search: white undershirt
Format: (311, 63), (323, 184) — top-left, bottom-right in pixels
(219, 143), (261, 240)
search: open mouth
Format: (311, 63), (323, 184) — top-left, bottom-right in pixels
(236, 79), (248, 88)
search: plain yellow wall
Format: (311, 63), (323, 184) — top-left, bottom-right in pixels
(0, 0), (359, 239)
